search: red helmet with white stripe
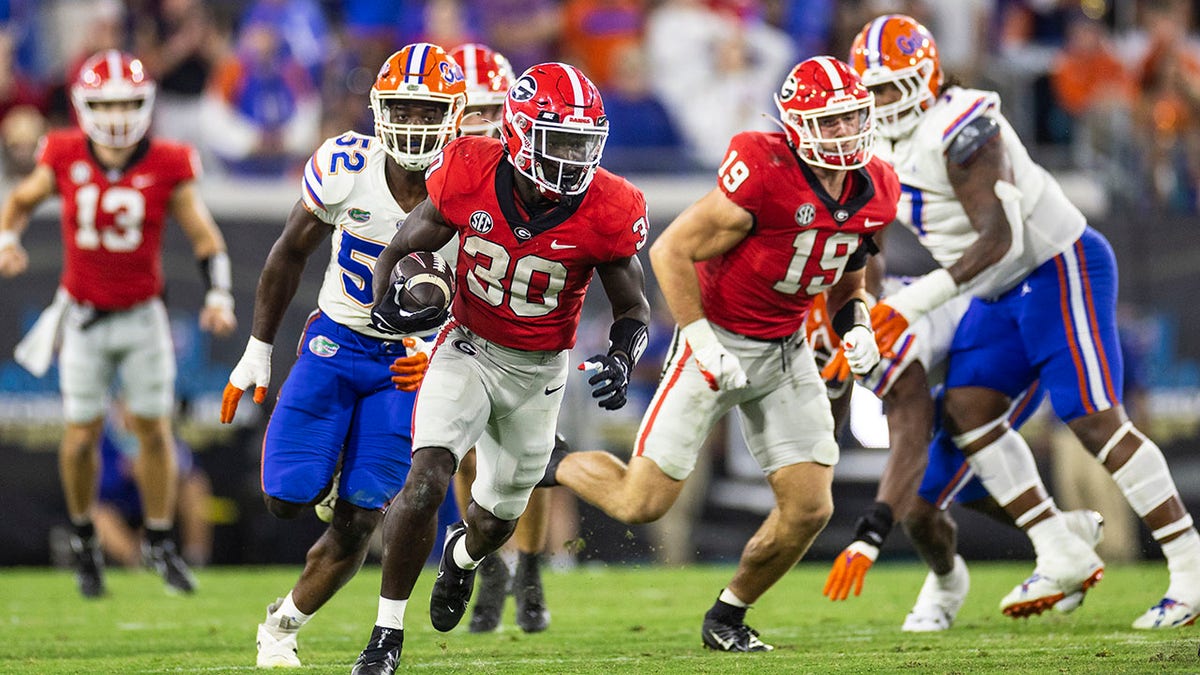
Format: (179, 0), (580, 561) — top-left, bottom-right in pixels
(71, 50), (156, 148)
(371, 43), (467, 170)
(450, 43), (515, 137)
(502, 62), (608, 200)
(774, 56), (875, 170)
(849, 14), (942, 139)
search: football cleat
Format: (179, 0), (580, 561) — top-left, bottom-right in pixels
(701, 615), (774, 652)
(145, 539), (197, 594)
(1050, 510), (1104, 613)
(352, 625), (403, 675)
(536, 433), (571, 488)
(69, 534), (106, 598)
(469, 554), (511, 633)
(1000, 560), (1104, 619)
(901, 554), (969, 632)
(256, 623), (301, 668)
(514, 552), (550, 633)
(1131, 598), (1199, 630)
(314, 471), (339, 524)
(429, 521), (477, 632)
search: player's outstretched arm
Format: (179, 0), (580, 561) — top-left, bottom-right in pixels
(171, 180), (236, 337)
(650, 188), (753, 391)
(0, 164), (54, 278)
(220, 200), (331, 423)
(581, 256), (651, 410)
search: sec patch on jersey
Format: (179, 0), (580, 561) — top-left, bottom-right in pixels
(391, 251), (455, 313)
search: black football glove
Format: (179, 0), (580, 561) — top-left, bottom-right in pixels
(578, 352), (631, 410)
(370, 280), (446, 335)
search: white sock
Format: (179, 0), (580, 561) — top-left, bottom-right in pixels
(1162, 529), (1200, 601)
(935, 556), (965, 589)
(144, 518), (173, 531)
(266, 591), (312, 634)
(376, 597), (407, 630)
(718, 588), (748, 608)
(1027, 514), (1076, 561)
(453, 536), (481, 570)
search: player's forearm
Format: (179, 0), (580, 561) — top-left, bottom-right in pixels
(250, 247), (307, 344)
(649, 239), (705, 327)
(0, 199), (31, 243)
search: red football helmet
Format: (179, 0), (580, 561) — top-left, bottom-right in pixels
(450, 43), (515, 137)
(849, 14), (942, 139)
(371, 43), (468, 170)
(71, 50), (156, 148)
(502, 62), (608, 200)
(774, 56), (875, 170)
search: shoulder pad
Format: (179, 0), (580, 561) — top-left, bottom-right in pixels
(946, 115), (1000, 167)
(304, 135), (361, 209)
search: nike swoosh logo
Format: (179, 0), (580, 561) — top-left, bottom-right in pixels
(864, 218), (886, 228)
(707, 630), (735, 650)
(544, 384), (565, 395)
(550, 240), (576, 250)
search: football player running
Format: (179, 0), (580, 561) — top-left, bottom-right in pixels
(351, 62), (651, 673)
(218, 43), (465, 667)
(445, 42), (553, 635)
(0, 50), (236, 598)
(540, 56), (900, 651)
(811, 290), (1104, 631)
(850, 14), (1200, 627)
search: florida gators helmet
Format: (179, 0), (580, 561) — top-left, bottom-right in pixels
(71, 50), (156, 148)
(450, 43), (515, 137)
(502, 62), (608, 200)
(850, 14), (942, 139)
(371, 43), (467, 170)
(774, 56), (875, 170)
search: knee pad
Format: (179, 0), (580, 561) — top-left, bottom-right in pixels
(962, 428), (1041, 507)
(1111, 438), (1182, 518)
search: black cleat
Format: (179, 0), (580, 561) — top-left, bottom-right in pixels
(430, 521), (477, 632)
(145, 540), (197, 594)
(514, 551), (550, 633)
(536, 433), (571, 488)
(351, 625), (403, 675)
(469, 554), (511, 633)
(701, 614), (774, 652)
(69, 534), (106, 598)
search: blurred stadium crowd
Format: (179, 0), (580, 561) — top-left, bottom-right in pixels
(0, 0), (1199, 212)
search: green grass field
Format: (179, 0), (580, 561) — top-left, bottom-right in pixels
(2, 561), (1197, 674)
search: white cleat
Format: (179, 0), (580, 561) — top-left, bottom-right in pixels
(1000, 556), (1104, 619)
(1132, 598), (1199, 630)
(902, 555), (970, 632)
(315, 472), (339, 524)
(256, 623), (301, 668)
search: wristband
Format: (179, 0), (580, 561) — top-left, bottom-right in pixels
(680, 318), (719, 351)
(608, 317), (648, 366)
(832, 298), (869, 339)
(204, 288), (235, 312)
(0, 230), (19, 250)
(853, 501), (894, 549)
(199, 252), (232, 293)
(884, 268), (957, 322)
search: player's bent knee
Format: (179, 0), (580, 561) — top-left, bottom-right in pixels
(331, 505), (383, 545)
(470, 511), (517, 544)
(264, 495), (307, 520)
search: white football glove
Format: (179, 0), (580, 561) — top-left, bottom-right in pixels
(220, 336), (272, 423)
(841, 324), (880, 376)
(680, 318), (748, 391)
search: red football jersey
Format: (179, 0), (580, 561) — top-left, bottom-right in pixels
(698, 131), (900, 340)
(425, 136), (649, 351)
(38, 129), (199, 309)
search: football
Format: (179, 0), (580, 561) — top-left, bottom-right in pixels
(390, 251), (455, 313)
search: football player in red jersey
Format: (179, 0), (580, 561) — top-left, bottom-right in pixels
(0, 50), (236, 598)
(351, 62), (651, 673)
(541, 55), (901, 651)
(446, 42), (554, 636)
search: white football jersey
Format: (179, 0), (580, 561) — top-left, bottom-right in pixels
(880, 87), (1087, 298)
(301, 131), (452, 340)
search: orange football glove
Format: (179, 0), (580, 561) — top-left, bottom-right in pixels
(220, 337), (272, 424)
(869, 302), (910, 358)
(389, 337), (431, 391)
(820, 348), (851, 387)
(823, 541), (880, 601)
